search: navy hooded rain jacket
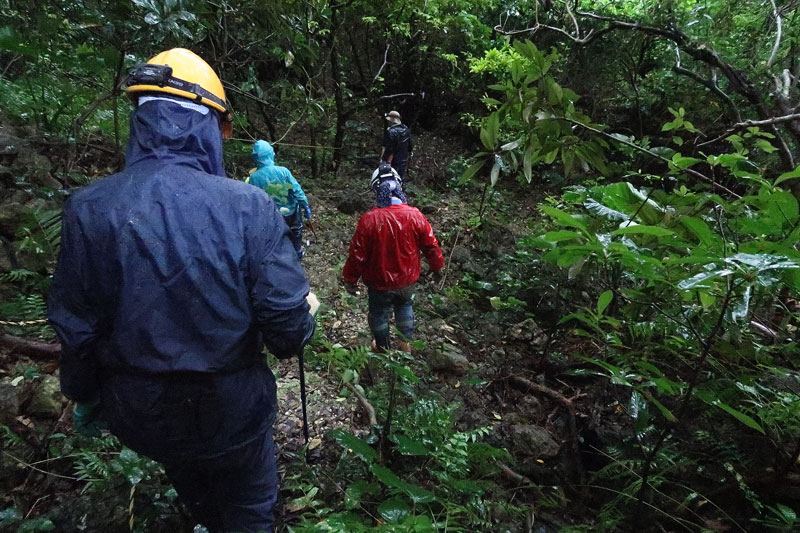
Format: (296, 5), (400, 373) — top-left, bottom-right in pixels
(48, 99), (314, 462)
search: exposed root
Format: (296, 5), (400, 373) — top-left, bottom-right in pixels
(0, 334), (61, 360)
(345, 382), (378, 427)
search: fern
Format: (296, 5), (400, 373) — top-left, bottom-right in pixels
(16, 208), (62, 258)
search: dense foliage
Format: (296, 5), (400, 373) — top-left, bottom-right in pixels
(1, 0), (800, 531)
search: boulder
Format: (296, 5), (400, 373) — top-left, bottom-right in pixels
(508, 318), (544, 345)
(428, 343), (469, 375)
(0, 201), (26, 239)
(449, 245), (471, 265)
(28, 374), (67, 418)
(510, 424), (560, 458)
(0, 377), (22, 425)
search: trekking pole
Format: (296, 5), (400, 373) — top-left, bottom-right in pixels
(299, 292), (319, 448)
(298, 347), (310, 445)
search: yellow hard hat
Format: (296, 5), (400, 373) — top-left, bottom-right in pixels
(126, 48), (233, 138)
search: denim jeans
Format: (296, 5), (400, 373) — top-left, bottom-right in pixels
(367, 285), (415, 349)
(283, 209), (304, 259)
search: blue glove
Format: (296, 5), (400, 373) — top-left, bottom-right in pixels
(304, 205), (312, 220)
(73, 398), (106, 437)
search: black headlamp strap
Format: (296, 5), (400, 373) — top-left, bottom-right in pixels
(127, 63), (231, 118)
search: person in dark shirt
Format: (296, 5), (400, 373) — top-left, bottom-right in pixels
(381, 110), (413, 180)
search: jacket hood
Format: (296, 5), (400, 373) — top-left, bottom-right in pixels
(125, 98), (226, 177)
(252, 140), (275, 167)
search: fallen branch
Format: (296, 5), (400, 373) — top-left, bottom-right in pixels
(497, 462), (531, 485)
(0, 334), (61, 360)
(439, 227), (461, 290)
(509, 375), (583, 477)
(345, 382), (378, 427)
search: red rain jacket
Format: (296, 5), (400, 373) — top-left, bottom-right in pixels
(343, 204), (444, 291)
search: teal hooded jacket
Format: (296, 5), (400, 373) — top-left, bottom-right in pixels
(247, 140), (308, 215)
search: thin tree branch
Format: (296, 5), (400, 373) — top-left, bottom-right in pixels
(767, 0), (783, 68)
(672, 65), (741, 122)
(553, 117), (741, 198)
(372, 43), (391, 84)
(699, 113), (800, 147)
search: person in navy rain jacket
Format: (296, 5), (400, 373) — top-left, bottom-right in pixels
(47, 48), (317, 533)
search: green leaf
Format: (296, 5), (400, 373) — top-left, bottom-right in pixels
(540, 206), (587, 231)
(597, 290), (613, 316)
(756, 139), (777, 153)
(542, 230), (583, 242)
(370, 465), (435, 503)
(377, 498), (411, 524)
(701, 396), (765, 434)
(480, 113), (500, 149)
(390, 434), (430, 456)
(331, 429), (379, 463)
(677, 269), (735, 289)
(490, 157), (501, 186)
(679, 217), (715, 246)
(543, 148), (559, 164)
(775, 165), (800, 187)
(458, 161), (485, 185)
(345, 481), (380, 510)
(671, 154), (702, 169)
(523, 145), (533, 183)
(611, 225), (674, 237)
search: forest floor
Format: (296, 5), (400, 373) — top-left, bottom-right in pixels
(0, 131), (613, 532)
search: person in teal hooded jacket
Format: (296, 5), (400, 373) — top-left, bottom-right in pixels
(247, 140), (311, 259)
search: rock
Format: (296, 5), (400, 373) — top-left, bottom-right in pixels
(510, 425), (560, 458)
(0, 434), (34, 491)
(508, 318), (544, 345)
(9, 146), (53, 188)
(463, 259), (487, 278)
(0, 377), (22, 425)
(450, 245), (470, 265)
(0, 201), (26, 239)
(419, 204), (436, 215)
(428, 343), (469, 375)
(28, 374), (67, 418)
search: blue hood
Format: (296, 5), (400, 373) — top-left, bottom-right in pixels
(252, 140), (275, 167)
(125, 99), (226, 177)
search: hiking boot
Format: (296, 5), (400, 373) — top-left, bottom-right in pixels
(370, 340), (387, 353)
(395, 340), (412, 353)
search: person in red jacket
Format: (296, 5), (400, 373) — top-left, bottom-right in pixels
(343, 163), (444, 351)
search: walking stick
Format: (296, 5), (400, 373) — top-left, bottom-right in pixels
(298, 347), (310, 445)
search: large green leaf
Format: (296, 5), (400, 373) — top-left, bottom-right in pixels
(370, 465), (435, 503)
(390, 434), (430, 456)
(677, 269), (735, 289)
(611, 225), (674, 237)
(541, 206), (587, 231)
(696, 393), (765, 434)
(458, 160), (485, 185)
(377, 498), (411, 524)
(775, 165), (800, 187)
(679, 217), (716, 247)
(597, 290), (613, 316)
(344, 481), (380, 510)
(331, 430), (378, 464)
